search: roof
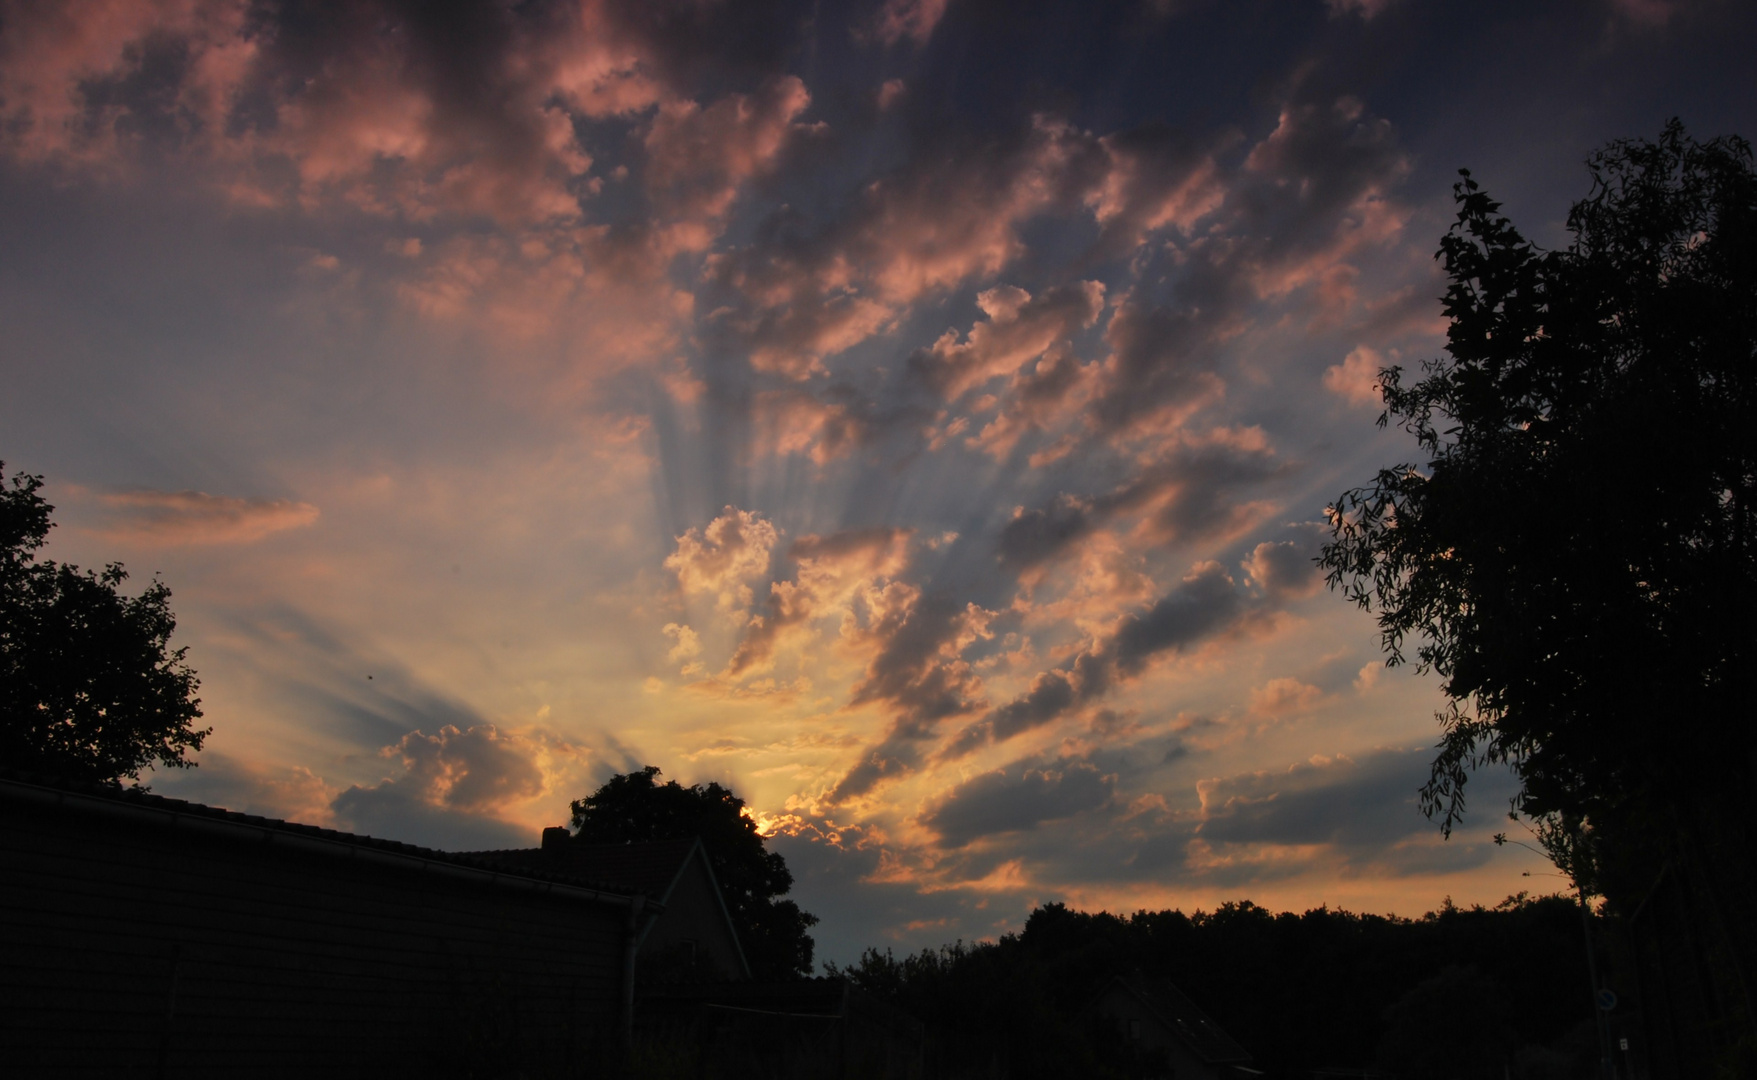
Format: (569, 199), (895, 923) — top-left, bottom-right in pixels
(1104, 974), (1252, 1064)
(461, 838), (704, 900)
(462, 835), (753, 979)
(0, 770), (650, 910)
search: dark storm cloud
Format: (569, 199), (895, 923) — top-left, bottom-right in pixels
(923, 758), (1116, 849)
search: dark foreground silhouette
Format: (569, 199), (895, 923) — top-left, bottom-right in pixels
(830, 897), (1605, 1080)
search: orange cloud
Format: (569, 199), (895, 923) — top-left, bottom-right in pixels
(1249, 677), (1323, 716)
(725, 527), (913, 677)
(665, 507), (781, 619)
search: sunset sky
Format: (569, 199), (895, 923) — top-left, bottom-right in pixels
(2, 0), (1752, 965)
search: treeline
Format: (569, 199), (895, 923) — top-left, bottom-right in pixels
(829, 894), (1601, 1080)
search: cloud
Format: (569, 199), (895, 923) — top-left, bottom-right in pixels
(830, 591), (994, 803)
(941, 557), (1266, 762)
(907, 281), (1104, 402)
(868, 0), (951, 46)
(330, 723), (587, 850)
(847, 592), (993, 728)
(1111, 560), (1254, 675)
(1326, 0), (1397, 18)
(91, 488), (319, 546)
(701, 113), (1100, 374)
(0, 0), (253, 165)
(1195, 748), (1433, 849)
(923, 757), (1115, 848)
(665, 506), (780, 617)
(1082, 91), (1409, 441)
(1249, 677), (1322, 716)
(0, 0), (802, 231)
(996, 428), (1285, 572)
(723, 525), (912, 677)
(662, 622), (701, 663)
(643, 76), (815, 254)
(1239, 523), (1327, 602)
(147, 749), (338, 825)
(1324, 344), (1386, 405)
(948, 518), (1328, 760)
(1083, 124), (1233, 256)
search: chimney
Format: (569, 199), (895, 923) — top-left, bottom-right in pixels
(541, 826), (571, 851)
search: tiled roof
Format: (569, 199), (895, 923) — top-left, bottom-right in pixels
(1113, 974), (1252, 1064)
(460, 838), (702, 900)
(0, 769), (647, 904)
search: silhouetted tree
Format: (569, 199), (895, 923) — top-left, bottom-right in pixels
(831, 896), (1596, 1079)
(0, 465), (207, 784)
(568, 765), (818, 979)
(1320, 122), (1757, 1050)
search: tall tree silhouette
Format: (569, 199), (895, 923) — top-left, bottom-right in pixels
(569, 765), (818, 979)
(1320, 122), (1757, 1050)
(0, 465), (208, 783)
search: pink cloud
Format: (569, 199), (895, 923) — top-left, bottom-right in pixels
(1323, 344), (1387, 406)
(869, 0), (951, 46)
(91, 488), (319, 546)
(0, 0), (252, 164)
(706, 114), (1099, 373)
(644, 77), (815, 254)
(1084, 131), (1233, 253)
(0, 0), (805, 233)
(909, 281), (1104, 401)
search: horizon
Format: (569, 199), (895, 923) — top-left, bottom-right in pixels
(2, 0), (1749, 967)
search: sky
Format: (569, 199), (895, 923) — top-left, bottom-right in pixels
(1, 0), (1752, 966)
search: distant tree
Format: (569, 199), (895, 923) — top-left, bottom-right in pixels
(568, 765), (818, 979)
(0, 465), (208, 784)
(831, 897), (1595, 1079)
(1320, 122), (1757, 1039)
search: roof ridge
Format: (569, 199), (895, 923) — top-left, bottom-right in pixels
(0, 770), (645, 899)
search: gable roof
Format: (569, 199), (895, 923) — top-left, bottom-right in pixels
(461, 836), (752, 979)
(0, 770), (652, 911)
(1104, 974), (1252, 1064)
(461, 837), (703, 901)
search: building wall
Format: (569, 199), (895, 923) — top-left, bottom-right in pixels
(643, 854), (747, 980)
(1092, 984), (1223, 1080)
(0, 792), (631, 1079)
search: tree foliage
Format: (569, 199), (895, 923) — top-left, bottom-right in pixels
(569, 765), (818, 980)
(1320, 121), (1756, 1037)
(0, 465), (208, 784)
(830, 897), (1596, 1080)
